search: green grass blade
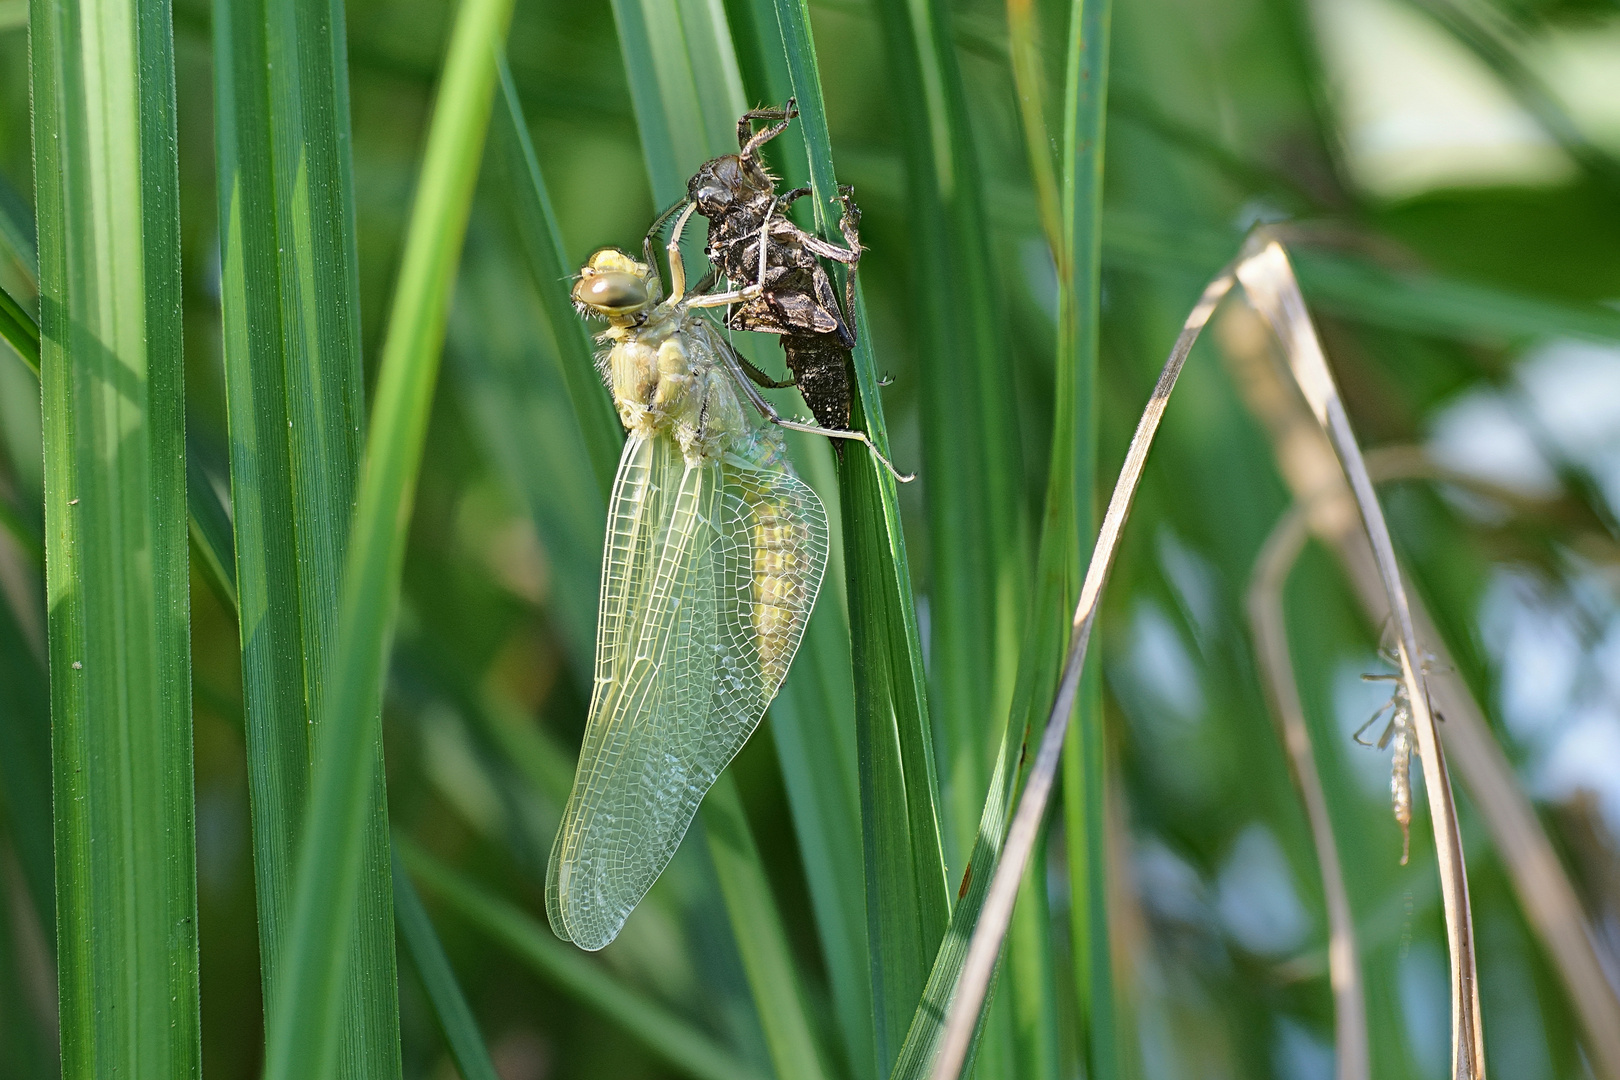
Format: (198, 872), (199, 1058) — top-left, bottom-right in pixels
(449, 225), (607, 668)
(769, 4), (951, 1069)
(391, 852), (501, 1080)
(490, 61), (622, 498)
(0, 280), (38, 375)
(0, 579), (52, 942)
(260, 0), (514, 1072)
(211, 0), (401, 1065)
(885, 0), (1115, 1073)
(597, 9), (841, 1079)
(864, 0), (1037, 1073)
(401, 841), (768, 1080)
(704, 774), (833, 1080)
(1101, 210), (1620, 346)
(866, 0), (1028, 882)
(30, 0), (201, 1069)
(1056, 2), (1114, 1078)
(709, 10), (880, 1075)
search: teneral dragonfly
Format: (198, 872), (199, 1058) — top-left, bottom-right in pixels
(548, 204), (902, 950)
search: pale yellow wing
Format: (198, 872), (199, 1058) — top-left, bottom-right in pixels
(546, 432), (828, 950)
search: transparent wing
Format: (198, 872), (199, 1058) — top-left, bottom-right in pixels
(546, 433), (828, 950)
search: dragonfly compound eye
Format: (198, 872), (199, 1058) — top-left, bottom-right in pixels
(574, 250), (651, 317)
(688, 157), (748, 212)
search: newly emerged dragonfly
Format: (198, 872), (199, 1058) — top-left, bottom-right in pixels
(547, 205), (906, 950)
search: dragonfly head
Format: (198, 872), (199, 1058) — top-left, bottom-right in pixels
(687, 154), (772, 217)
(573, 248), (656, 324)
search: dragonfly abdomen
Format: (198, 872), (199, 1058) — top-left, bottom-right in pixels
(749, 491), (813, 688)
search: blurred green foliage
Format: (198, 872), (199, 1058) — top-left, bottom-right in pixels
(3, 0), (1620, 1077)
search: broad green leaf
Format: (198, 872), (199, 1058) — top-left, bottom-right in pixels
(31, 0), (201, 1071)
(211, 0), (401, 1065)
(260, 0), (514, 1072)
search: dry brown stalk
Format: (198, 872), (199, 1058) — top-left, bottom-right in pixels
(1224, 290), (1620, 1080)
(1235, 238), (1484, 1080)
(1248, 508), (1369, 1080)
(933, 234), (1519, 1080)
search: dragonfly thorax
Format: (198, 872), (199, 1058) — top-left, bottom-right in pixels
(601, 301), (752, 466)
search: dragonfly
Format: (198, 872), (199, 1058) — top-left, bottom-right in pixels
(1355, 630), (1442, 866)
(548, 203), (907, 950)
(675, 99), (865, 434)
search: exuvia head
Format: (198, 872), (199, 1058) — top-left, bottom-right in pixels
(686, 154), (772, 216)
(573, 248), (656, 323)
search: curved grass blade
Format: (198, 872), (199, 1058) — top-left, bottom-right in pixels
(1231, 302), (1620, 1080)
(211, 0), (402, 1062)
(402, 841), (768, 1080)
(768, 6), (952, 1069)
(31, 0), (201, 1068)
(260, 0), (514, 1073)
(391, 853), (501, 1080)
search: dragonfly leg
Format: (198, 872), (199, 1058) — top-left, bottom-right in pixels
(643, 197), (691, 294)
(687, 285), (762, 309)
(736, 354), (796, 389)
(718, 343), (913, 481)
(739, 99), (799, 162)
(770, 416), (914, 482)
(665, 202), (704, 303)
(1352, 700), (1396, 746)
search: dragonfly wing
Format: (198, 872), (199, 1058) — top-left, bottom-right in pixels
(548, 433), (723, 950)
(546, 434), (828, 950)
(710, 452), (829, 730)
